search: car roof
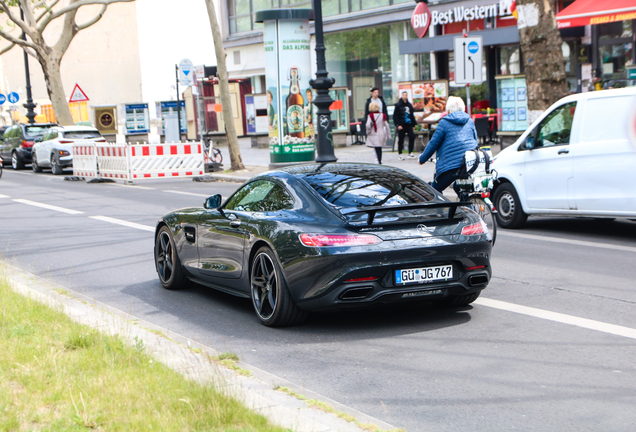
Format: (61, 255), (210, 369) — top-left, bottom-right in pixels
(52, 125), (99, 132)
(553, 87), (636, 106)
(277, 162), (415, 178)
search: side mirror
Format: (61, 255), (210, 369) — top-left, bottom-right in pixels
(525, 136), (535, 150)
(204, 194), (222, 210)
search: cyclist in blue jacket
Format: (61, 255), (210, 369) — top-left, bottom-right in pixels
(419, 96), (478, 193)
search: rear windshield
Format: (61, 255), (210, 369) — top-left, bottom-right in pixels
(299, 167), (438, 209)
(63, 131), (101, 139)
(25, 126), (54, 137)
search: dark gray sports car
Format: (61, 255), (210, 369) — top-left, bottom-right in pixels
(154, 163), (492, 327)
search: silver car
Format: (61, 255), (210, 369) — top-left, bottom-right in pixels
(32, 126), (105, 175)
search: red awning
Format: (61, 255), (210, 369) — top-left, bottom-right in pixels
(556, 0), (636, 29)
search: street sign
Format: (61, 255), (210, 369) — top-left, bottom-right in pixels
(8, 92), (19, 104)
(179, 58), (194, 87)
(69, 83), (89, 102)
(454, 36), (483, 84)
(0, 94), (5, 105)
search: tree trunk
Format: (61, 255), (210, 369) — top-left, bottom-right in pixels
(39, 53), (74, 126)
(516, 0), (570, 124)
(204, 0), (245, 171)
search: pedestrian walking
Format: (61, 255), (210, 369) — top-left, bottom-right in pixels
(419, 96), (478, 193)
(366, 102), (391, 164)
(364, 87), (388, 122)
(394, 91), (417, 160)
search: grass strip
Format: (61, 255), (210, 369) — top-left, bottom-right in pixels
(273, 386), (405, 432)
(0, 276), (286, 431)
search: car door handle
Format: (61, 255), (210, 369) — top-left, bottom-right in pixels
(558, 149), (569, 155)
(230, 219), (241, 228)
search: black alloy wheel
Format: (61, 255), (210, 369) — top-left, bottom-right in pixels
(51, 154), (63, 175)
(12, 152), (24, 170)
(493, 183), (527, 229)
(32, 153), (42, 173)
(250, 246), (308, 327)
(155, 226), (186, 290)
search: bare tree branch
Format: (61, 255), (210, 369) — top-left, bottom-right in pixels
(19, 0), (37, 28)
(34, 0), (61, 24)
(52, 6), (78, 54)
(77, 4), (106, 30)
(0, 26), (38, 51)
(0, 1), (37, 40)
(37, 0), (135, 33)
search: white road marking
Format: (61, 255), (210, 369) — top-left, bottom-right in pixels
(12, 199), (84, 215)
(0, 194), (10, 198)
(498, 231), (636, 253)
(106, 183), (155, 190)
(90, 215), (155, 232)
(476, 297), (636, 340)
(163, 190), (209, 198)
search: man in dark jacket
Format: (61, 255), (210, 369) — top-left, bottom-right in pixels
(394, 91), (417, 159)
(419, 96), (478, 193)
(363, 87), (388, 122)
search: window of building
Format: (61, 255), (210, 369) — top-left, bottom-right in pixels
(497, 45), (522, 75)
(598, 20), (634, 83)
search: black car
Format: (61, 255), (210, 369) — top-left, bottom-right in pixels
(154, 163), (493, 327)
(1, 123), (57, 169)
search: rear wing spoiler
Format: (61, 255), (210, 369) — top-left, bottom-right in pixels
(341, 201), (473, 225)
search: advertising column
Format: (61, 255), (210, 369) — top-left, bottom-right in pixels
(257, 9), (315, 164)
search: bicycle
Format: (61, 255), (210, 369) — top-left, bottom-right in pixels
(203, 140), (223, 164)
(453, 148), (497, 245)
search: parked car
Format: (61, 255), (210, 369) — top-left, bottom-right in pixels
(1, 123), (58, 169)
(154, 163), (493, 327)
(32, 125), (105, 175)
(492, 87), (636, 228)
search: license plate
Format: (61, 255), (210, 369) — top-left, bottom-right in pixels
(395, 265), (453, 285)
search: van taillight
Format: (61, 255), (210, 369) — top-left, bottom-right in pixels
(21, 140), (34, 148)
(58, 140), (73, 144)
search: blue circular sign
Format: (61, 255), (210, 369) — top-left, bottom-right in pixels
(8, 92), (19, 104)
(467, 41), (479, 54)
(0, 94), (5, 105)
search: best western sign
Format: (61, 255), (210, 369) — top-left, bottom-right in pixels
(413, 0), (515, 31)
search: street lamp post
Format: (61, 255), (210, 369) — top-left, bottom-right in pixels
(309, 0), (337, 163)
(20, 7), (37, 124)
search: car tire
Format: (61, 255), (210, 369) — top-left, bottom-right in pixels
(32, 153), (43, 173)
(51, 154), (64, 175)
(434, 291), (481, 308)
(493, 183), (527, 229)
(250, 246), (308, 327)
(155, 226), (187, 290)
(12, 152), (24, 170)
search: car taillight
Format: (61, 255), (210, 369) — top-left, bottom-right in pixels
(58, 150), (70, 156)
(58, 140), (73, 144)
(95, 139), (106, 142)
(21, 140), (34, 148)
(461, 221), (488, 236)
(299, 233), (382, 247)
(344, 276), (378, 282)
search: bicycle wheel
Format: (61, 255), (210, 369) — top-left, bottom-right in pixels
(468, 196), (497, 245)
(211, 147), (223, 164)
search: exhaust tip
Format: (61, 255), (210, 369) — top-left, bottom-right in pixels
(468, 274), (489, 286)
(339, 287), (373, 300)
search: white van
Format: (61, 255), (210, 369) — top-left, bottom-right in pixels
(491, 87), (636, 228)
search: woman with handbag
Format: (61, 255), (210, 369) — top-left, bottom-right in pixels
(365, 102), (391, 164)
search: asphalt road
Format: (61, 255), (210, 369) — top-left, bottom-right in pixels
(1, 168), (635, 432)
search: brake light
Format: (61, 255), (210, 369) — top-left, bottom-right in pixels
(21, 140), (34, 148)
(466, 265), (486, 270)
(95, 139), (107, 143)
(299, 233), (382, 247)
(58, 140), (73, 144)
(461, 221), (488, 236)
(344, 276), (378, 282)
(58, 150), (70, 156)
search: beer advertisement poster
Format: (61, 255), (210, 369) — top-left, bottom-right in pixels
(263, 18), (315, 163)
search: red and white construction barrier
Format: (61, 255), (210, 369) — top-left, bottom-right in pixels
(73, 142), (205, 183)
(72, 142), (99, 178)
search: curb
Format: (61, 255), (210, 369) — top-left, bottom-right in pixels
(1, 262), (399, 432)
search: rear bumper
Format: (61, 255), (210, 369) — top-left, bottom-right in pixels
(285, 240), (492, 312)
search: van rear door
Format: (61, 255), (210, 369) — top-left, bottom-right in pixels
(571, 94), (636, 215)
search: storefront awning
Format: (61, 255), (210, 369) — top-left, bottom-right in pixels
(556, 0), (636, 29)
(399, 26), (519, 55)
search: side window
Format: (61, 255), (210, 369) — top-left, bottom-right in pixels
(50, 131), (58, 140)
(224, 180), (294, 212)
(536, 102), (577, 148)
(42, 131), (52, 141)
